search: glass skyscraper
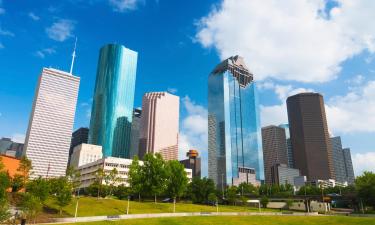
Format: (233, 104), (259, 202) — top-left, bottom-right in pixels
(208, 55), (264, 188)
(89, 44), (137, 158)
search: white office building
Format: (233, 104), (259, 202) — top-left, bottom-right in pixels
(77, 157), (192, 188)
(24, 68), (80, 178)
(69, 143), (103, 168)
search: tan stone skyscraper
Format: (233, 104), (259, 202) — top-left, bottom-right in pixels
(286, 93), (334, 181)
(139, 92), (179, 161)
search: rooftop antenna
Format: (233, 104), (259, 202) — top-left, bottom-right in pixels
(69, 37), (77, 74)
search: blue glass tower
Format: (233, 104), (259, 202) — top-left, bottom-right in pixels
(89, 44), (137, 158)
(208, 56), (264, 188)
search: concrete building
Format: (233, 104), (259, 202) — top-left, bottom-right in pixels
(77, 157), (192, 188)
(262, 125), (289, 184)
(89, 44), (138, 158)
(208, 55), (264, 188)
(342, 148), (355, 185)
(69, 127), (89, 162)
(24, 68), (80, 178)
(0, 138), (24, 158)
(309, 179), (348, 188)
(69, 143), (103, 168)
(129, 108), (142, 159)
(139, 92), (179, 161)
(330, 136), (347, 184)
(179, 150), (201, 178)
(286, 93), (334, 181)
(232, 167), (260, 187)
(271, 163), (300, 186)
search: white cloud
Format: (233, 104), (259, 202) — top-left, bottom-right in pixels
(34, 48), (56, 58)
(167, 87), (178, 94)
(28, 12), (40, 21)
(352, 152), (375, 176)
(179, 96), (208, 176)
(108, 0), (144, 12)
(46, 19), (75, 42)
(196, 0), (375, 83)
(0, 28), (14, 37)
(11, 133), (25, 143)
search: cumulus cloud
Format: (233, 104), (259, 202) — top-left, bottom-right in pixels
(28, 12), (40, 21)
(108, 0), (144, 12)
(0, 27), (14, 37)
(11, 133), (25, 143)
(352, 152), (375, 175)
(34, 48), (56, 58)
(167, 87), (178, 94)
(196, 0), (375, 83)
(179, 96), (208, 176)
(46, 19), (75, 42)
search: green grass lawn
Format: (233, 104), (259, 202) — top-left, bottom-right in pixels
(44, 197), (280, 217)
(60, 215), (375, 225)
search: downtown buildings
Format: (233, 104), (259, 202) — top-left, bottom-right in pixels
(23, 68), (80, 178)
(208, 55), (264, 188)
(88, 44), (138, 158)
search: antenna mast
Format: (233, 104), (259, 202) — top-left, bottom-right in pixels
(70, 37), (77, 74)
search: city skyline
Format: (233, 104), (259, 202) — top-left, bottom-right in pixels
(1, 0), (375, 177)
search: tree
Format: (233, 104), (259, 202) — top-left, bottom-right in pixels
(11, 174), (24, 192)
(114, 185), (130, 200)
(238, 182), (258, 196)
(105, 168), (119, 196)
(0, 171), (10, 201)
(17, 156), (32, 188)
(95, 167), (105, 198)
(260, 196), (269, 208)
(20, 193), (42, 223)
(165, 160), (188, 212)
(26, 177), (50, 203)
(142, 153), (167, 203)
(0, 200), (11, 223)
(128, 156), (143, 201)
(50, 177), (73, 215)
(207, 193), (217, 205)
(226, 186), (238, 205)
(66, 166), (81, 192)
(189, 177), (216, 204)
(355, 171), (375, 208)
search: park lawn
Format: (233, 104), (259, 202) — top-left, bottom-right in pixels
(60, 215), (375, 225)
(44, 197), (279, 217)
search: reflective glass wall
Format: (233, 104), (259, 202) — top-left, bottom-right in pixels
(208, 60), (264, 188)
(89, 44), (137, 158)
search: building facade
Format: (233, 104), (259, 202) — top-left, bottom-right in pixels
(179, 150), (201, 178)
(69, 143), (103, 168)
(261, 125), (289, 184)
(77, 157), (192, 188)
(0, 138), (24, 158)
(271, 163), (300, 186)
(208, 55), (264, 188)
(139, 92), (179, 161)
(89, 44), (138, 158)
(232, 167), (259, 187)
(69, 127), (89, 163)
(129, 108), (142, 159)
(342, 148), (355, 184)
(286, 93), (334, 181)
(24, 68), (80, 178)
(330, 136), (347, 184)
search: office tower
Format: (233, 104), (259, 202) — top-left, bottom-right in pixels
(139, 92), (179, 161)
(180, 150), (201, 178)
(278, 124), (295, 168)
(208, 55), (264, 188)
(342, 148), (355, 184)
(69, 143), (103, 168)
(69, 127), (89, 163)
(271, 163), (300, 186)
(286, 93), (334, 181)
(89, 44), (138, 158)
(129, 108), (142, 159)
(24, 68), (80, 178)
(330, 136), (347, 183)
(262, 125), (289, 184)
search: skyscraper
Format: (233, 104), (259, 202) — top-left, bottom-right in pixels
(330, 136), (347, 183)
(208, 55), (264, 188)
(129, 108), (142, 159)
(69, 127), (89, 163)
(278, 124), (295, 168)
(24, 68), (80, 178)
(89, 44), (138, 158)
(139, 92), (179, 161)
(262, 125), (289, 184)
(286, 93), (334, 181)
(342, 148), (355, 184)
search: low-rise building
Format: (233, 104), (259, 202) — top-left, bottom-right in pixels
(77, 157), (192, 189)
(308, 179), (348, 188)
(69, 143), (103, 168)
(271, 163), (300, 186)
(232, 167), (260, 187)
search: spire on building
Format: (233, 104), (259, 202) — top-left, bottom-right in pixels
(70, 37), (77, 74)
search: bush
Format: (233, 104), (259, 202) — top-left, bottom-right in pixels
(114, 185), (130, 200)
(260, 196), (269, 208)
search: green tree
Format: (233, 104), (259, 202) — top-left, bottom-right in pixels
(226, 186), (238, 205)
(26, 177), (50, 203)
(0, 171), (10, 201)
(17, 156), (32, 188)
(114, 185), (130, 200)
(66, 166), (81, 192)
(165, 160), (188, 212)
(50, 177), (73, 215)
(20, 193), (42, 223)
(142, 153), (167, 203)
(128, 156), (143, 201)
(95, 167), (105, 198)
(11, 174), (24, 192)
(0, 200), (11, 223)
(207, 193), (217, 204)
(238, 182), (258, 196)
(355, 171), (375, 208)
(260, 196), (269, 208)
(105, 168), (119, 196)
(189, 177), (216, 204)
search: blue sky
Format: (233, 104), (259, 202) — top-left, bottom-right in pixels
(0, 0), (374, 176)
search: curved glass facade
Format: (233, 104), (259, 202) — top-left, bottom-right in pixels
(89, 44), (137, 158)
(208, 56), (264, 188)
